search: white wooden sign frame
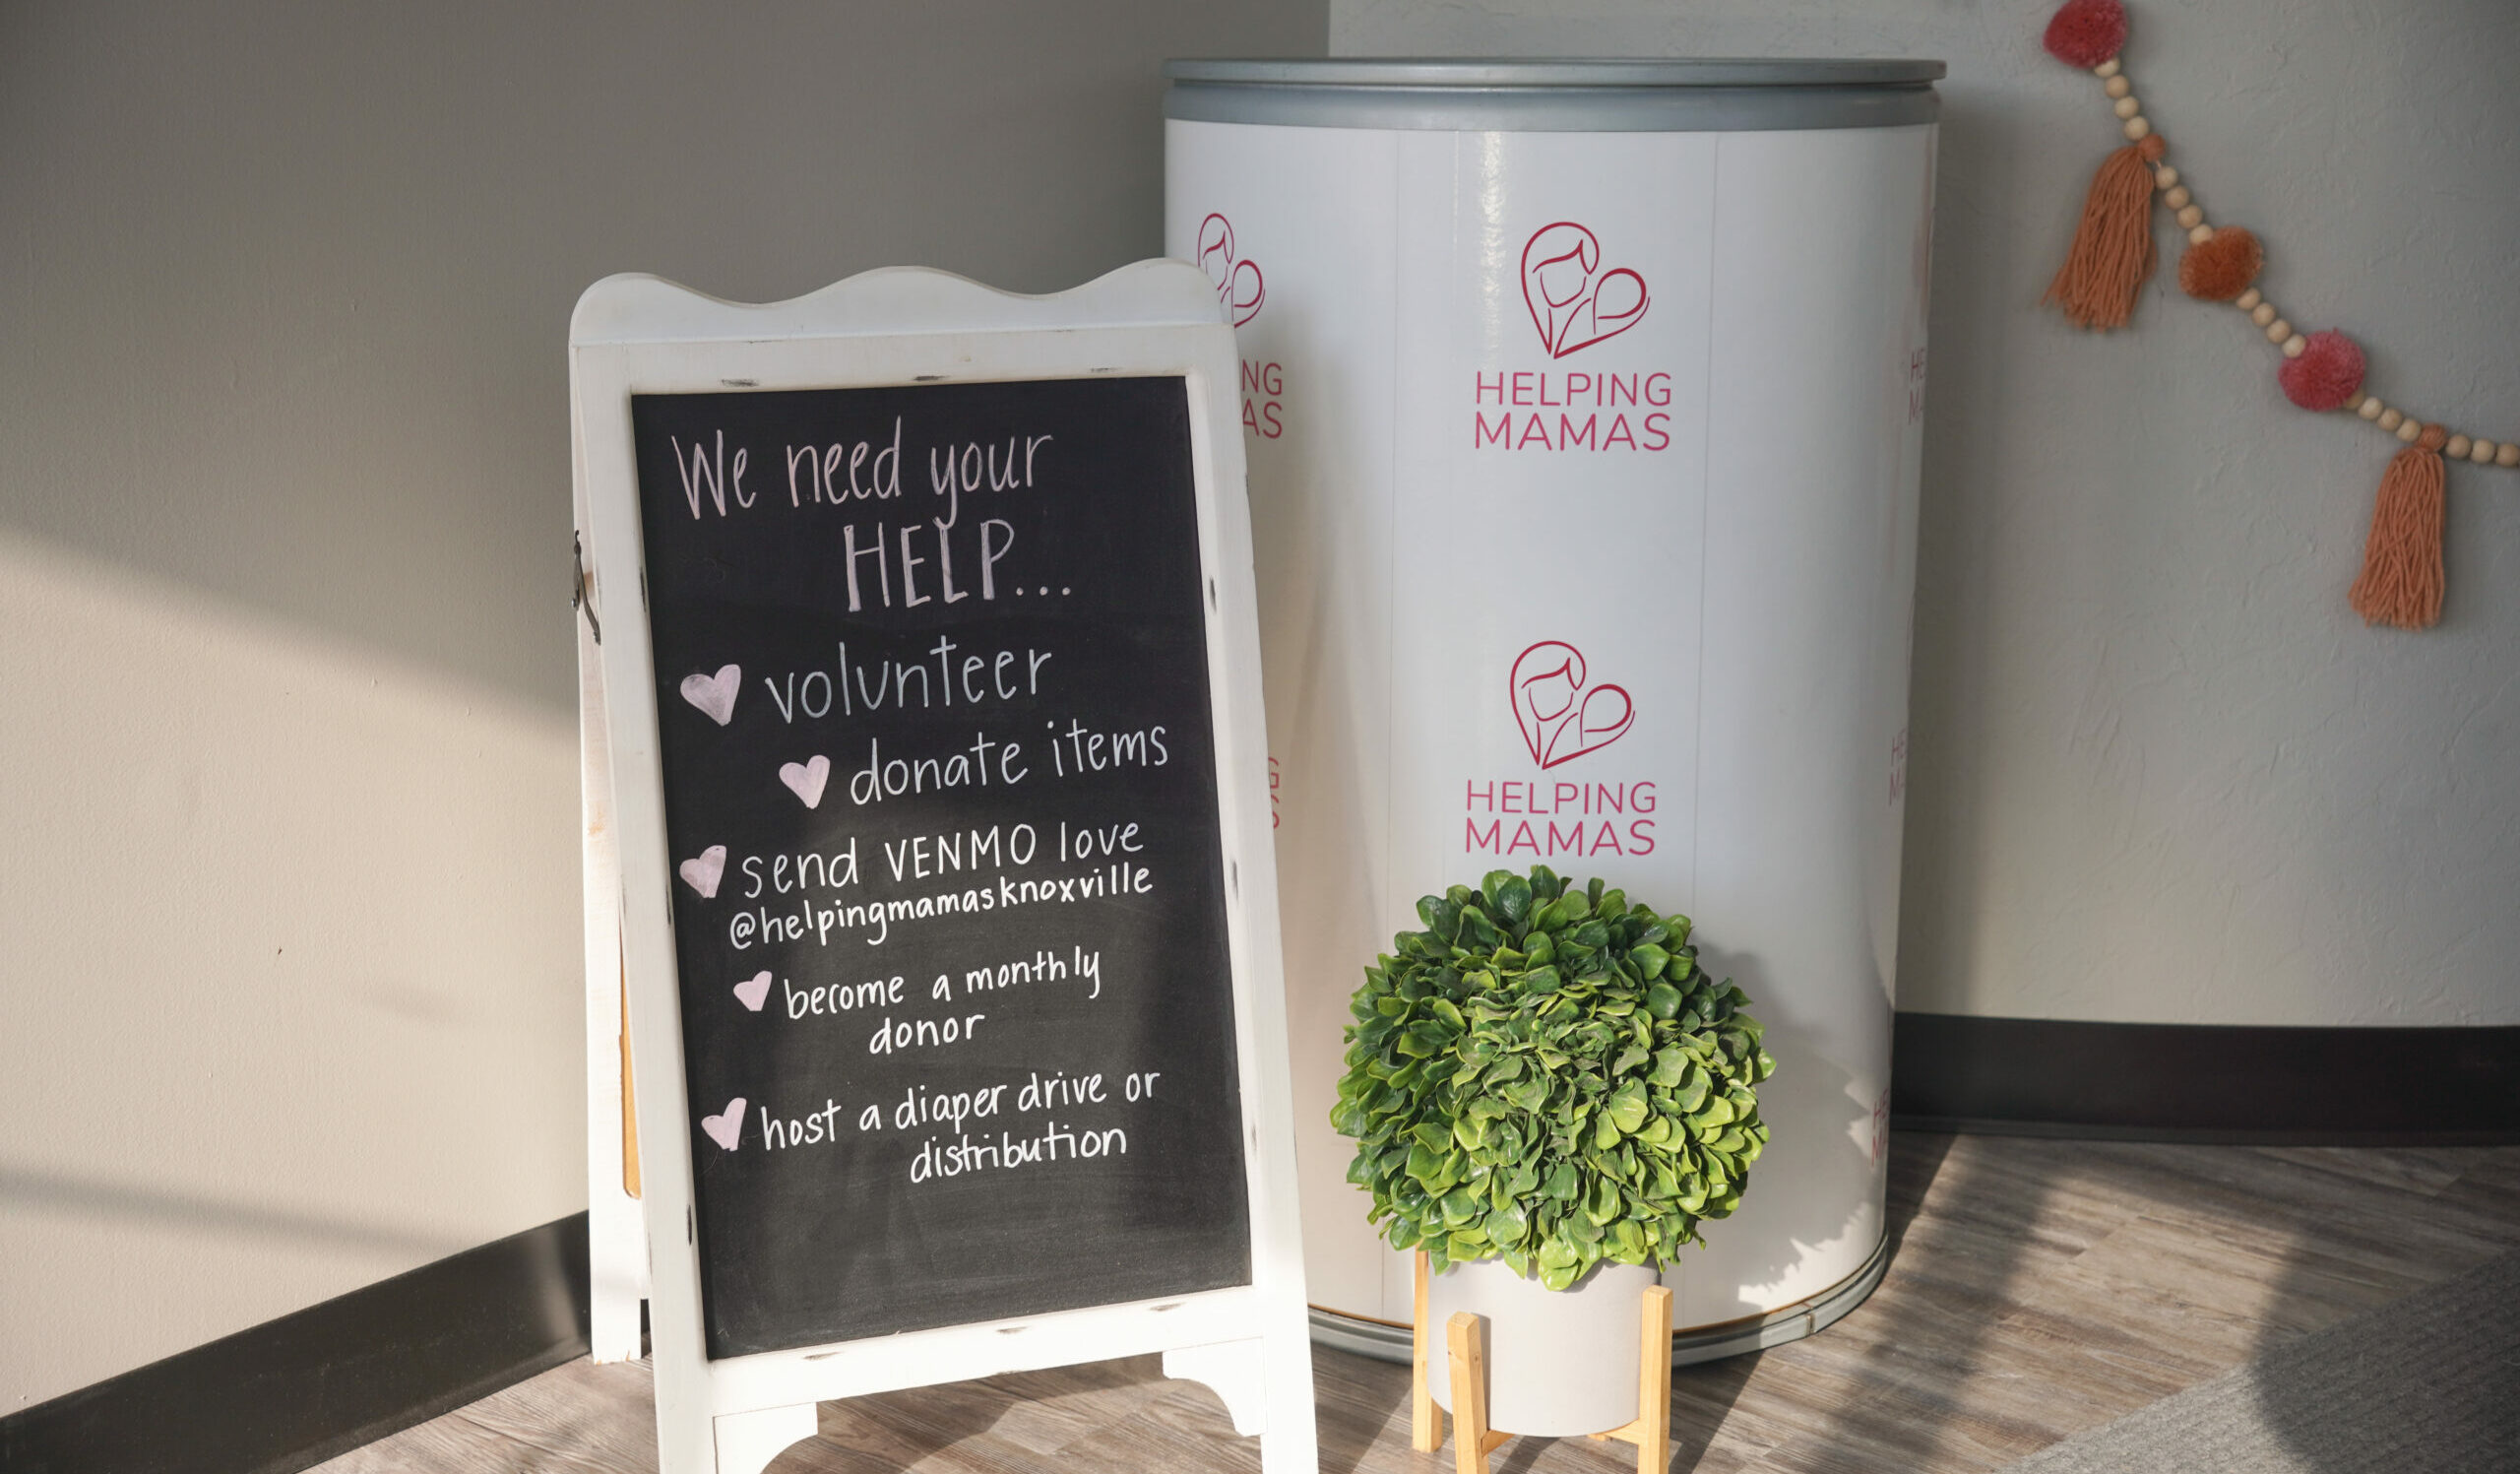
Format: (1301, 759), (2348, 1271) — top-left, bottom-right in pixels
(569, 263), (1316, 1474)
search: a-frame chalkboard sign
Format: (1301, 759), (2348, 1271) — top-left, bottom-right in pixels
(570, 263), (1315, 1474)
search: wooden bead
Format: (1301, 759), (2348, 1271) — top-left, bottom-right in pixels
(2189, 224), (2216, 245)
(2236, 288), (2263, 311)
(2097, 58), (2123, 79)
(2265, 319), (2292, 343)
(2346, 392), (2369, 412)
(2106, 75), (2133, 98)
(2378, 408), (2405, 430)
(2175, 204), (2205, 228)
(2446, 433), (2472, 458)
(2498, 443), (2520, 468)
(2114, 96), (2142, 119)
(2251, 302), (2278, 327)
(2164, 184), (2192, 209)
(2471, 439), (2498, 465)
(2283, 334), (2308, 358)
(2156, 164), (2180, 188)
(2123, 116), (2153, 140)
(2361, 398), (2387, 421)
(2398, 418), (2424, 443)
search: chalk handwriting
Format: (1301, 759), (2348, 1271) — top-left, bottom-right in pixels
(672, 430), (753, 517)
(757, 1098), (846, 1150)
(963, 945), (1103, 1002)
(763, 640), (1053, 724)
(727, 864), (1155, 950)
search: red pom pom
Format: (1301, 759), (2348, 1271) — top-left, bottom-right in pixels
(2045, 0), (2128, 69)
(2279, 331), (2366, 413)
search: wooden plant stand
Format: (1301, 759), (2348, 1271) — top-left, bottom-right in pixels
(1410, 1250), (1672, 1474)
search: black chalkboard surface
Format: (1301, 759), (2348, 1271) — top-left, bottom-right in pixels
(630, 375), (1251, 1359)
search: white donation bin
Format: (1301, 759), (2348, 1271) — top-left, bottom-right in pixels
(1165, 59), (1942, 1362)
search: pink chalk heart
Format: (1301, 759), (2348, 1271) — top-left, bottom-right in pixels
(678, 844), (727, 898)
(732, 971), (773, 1011)
(679, 665), (741, 726)
(1522, 222), (1650, 359)
(1510, 640), (1636, 769)
(779, 754), (831, 808)
(701, 1098), (745, 1151)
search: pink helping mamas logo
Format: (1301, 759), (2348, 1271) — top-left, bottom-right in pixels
(1511, 641), (1635, 768)
(1522, 222), (1649, 358)
(1195, 213), (1265, 328)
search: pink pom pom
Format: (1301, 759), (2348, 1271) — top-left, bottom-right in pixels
(2279, 331), (2367, 413)
(2045, 0), (2129, 69)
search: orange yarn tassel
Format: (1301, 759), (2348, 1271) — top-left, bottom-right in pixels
(2045, 134), (2167, 330)
(2349, 424), (2449, 629)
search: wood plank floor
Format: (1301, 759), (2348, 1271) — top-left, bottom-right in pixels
(314, 1134), (2520, 1474)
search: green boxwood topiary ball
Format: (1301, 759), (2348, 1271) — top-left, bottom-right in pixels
(1330, 865), (1774, 1289)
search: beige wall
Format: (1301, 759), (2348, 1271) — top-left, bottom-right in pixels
(0, 0), (1324, 1413)
(1337, 0), (2520, 1030)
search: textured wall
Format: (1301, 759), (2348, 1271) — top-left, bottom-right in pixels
(1336, 0), (2520, 1029)
(0, 0), (1324, 1412)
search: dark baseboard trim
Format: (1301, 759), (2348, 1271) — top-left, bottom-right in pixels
(0, 1212), (592, 1474)
(1892, 1013), (2520, 1143)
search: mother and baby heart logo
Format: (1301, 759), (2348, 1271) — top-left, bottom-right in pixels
(1512, 641), (1634, 769)
(1195, 215), (1640, 350)
(1523, 223), (1650, 359)
(1195, 213), (1265, 328)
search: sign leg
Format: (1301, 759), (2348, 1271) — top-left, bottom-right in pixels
(1256, 1302), (1319, 1474)
(713, 1403), (817, 1474)
(579, 591), (646, 1365)
(1260, 1300), (1320, 1461)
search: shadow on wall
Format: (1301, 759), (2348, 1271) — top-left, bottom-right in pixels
(0, 1), (1322, 716)
(0, 1167), (469, 1261)
(1891, 77), (2013, 1022)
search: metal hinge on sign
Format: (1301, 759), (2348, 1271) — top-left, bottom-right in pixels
(572, 531), (601, 644)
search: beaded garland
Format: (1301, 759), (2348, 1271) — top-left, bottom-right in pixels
(2040, 0), (2512, 630)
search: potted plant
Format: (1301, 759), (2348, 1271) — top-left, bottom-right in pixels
(1331, 865), (1774, 1438)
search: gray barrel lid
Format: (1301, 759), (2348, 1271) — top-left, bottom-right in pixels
(1165, 58), (1944, 132)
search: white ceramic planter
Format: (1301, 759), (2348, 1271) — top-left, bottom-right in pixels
(1426, 1257), (1663, 1437)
